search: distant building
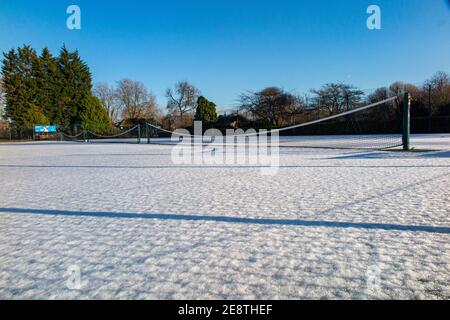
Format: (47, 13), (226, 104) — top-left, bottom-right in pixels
(216, 114), (252, 129)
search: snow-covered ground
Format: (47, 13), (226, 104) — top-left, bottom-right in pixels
(0, 134), (449, 299)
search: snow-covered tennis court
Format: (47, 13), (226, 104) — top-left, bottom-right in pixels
(0, 134), (449, 299)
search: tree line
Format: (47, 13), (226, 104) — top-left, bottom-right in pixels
(1, 45), (111, 134)
(238, 73), (450, 129)
(1, 45), (449, 136)
(93, 79), (217, 130)
(0, 45), (217, 136)
(90, 71), (450, 132)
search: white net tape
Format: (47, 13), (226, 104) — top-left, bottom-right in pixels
(87, 126), (139, 139)
(147, 96), (398, 138)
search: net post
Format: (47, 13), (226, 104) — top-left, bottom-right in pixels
(137, 124), (141, 144)
(83, 130), (87, 143)
(146, 122), (150, 144)
(402, 92), (411, 151)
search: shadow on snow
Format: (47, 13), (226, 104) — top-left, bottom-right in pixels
(0, 207), (449, 234)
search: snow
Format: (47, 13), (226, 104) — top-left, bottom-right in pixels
(0, 134), (449, 299)
(145, 133), (450, 150)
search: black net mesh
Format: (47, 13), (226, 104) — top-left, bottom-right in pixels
(145, 97), (403, 150)
(275, 99), (402, 149)
(60, 126), (141, 144)
(85, 126), (141, 144)
(59, 131), (84, 142)
(55, 97), (403, 150)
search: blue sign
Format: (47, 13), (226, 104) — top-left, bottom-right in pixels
(34, 125), (57, 133)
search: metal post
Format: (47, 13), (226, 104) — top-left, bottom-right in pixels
(402, 92), (411, 151)
(317, 97), (321, 134)
(137, 124), (141, 144)
(428, 84), (432, 133)
(83, 130), (87, 143)
(428, 84), (431, 109)
(146, 122), (151, 144)
(8, 119), (12, 141)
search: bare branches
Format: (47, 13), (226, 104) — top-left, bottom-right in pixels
(311, 83), (364, 116)
(424, 71), (450, 113)
(94, 78), (163, 126)
(93, 82), (118, 123)
(239, 87), (303, 126)
(166, 81), (200, 120)
(115, 79), (159, 121)
(96, 70), (450, 130)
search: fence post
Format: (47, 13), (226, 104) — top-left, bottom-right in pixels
(8, 120), (12, 141)
(402, 92), (411, 151)
(137, 124), (141, 144)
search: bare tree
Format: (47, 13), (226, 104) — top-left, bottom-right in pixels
(166, 81), (200, 121)
(311, 83), (364, 116)
(286, 94), (307, 124)
(368, 87), (389, 103)
(424, 71), (450, 113)
(142, 96), (163, 122)
(239, 87), (301, 126)
(388, 81), (423, 112)
(115, 79), (158, 120)
(389, 82), (420, 97)
(94, 82), (118, 123)
(425, 71), (450, 91)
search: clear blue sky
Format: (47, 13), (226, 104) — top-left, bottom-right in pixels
(0, 0), (449, 110)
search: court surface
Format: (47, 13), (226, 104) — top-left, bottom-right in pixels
(0, 134), (449, 299)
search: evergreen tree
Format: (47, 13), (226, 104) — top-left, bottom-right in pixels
(21, 104), (50, 129)
(1, 46), (42, 128)
(57, 46), (93, 130)
(80, 96), (112, 134)
(195, 96), (218, 124)
(1, 45), (112, 133)
(1, 49), (18, 121)
(0, 78), (5, 119)
(33, 48), (62, 124)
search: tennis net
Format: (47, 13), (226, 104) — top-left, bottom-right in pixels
(58, 95), (408, 150)
(60, 126), (142, 144)
(145, 96), (405, 150)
